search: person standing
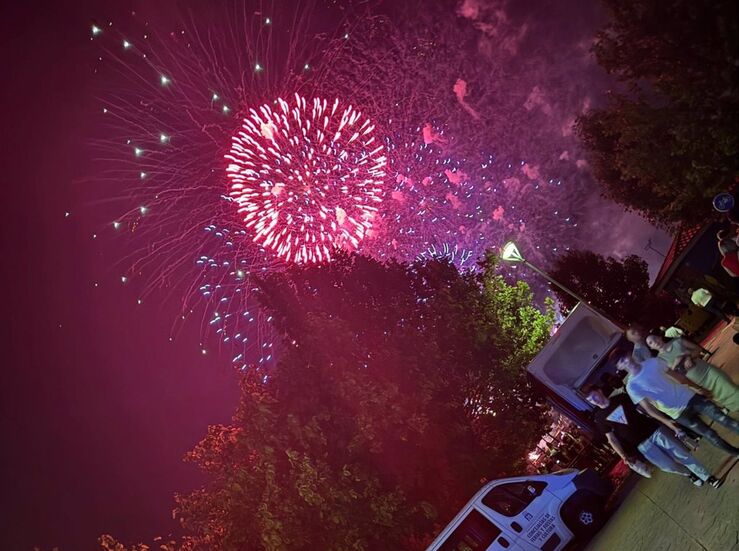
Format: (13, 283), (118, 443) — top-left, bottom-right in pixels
(717, 229), (739, 277)
(646, 334), (739, 412)
(689, 287), (736, 321)
(583, 384), (719, 486)
(615, 354), (739, 457)
(626, 325), (653, 363)
(660, 325), (685, 339)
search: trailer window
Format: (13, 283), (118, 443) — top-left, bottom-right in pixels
(481, 481), (546, 517)
(438, 509), (502, 551)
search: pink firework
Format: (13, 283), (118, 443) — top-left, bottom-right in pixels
(225, 94), (386, 264)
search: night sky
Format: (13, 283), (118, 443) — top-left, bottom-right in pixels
(1, 1), (670, 550)
(2, 2), (239, 549)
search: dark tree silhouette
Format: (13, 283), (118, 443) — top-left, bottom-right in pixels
(101, 253), (555, 551)
(577, 0), (738, 227)
(549, 249), (679, 327)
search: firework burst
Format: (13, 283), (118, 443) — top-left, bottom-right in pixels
(416, 242), (474, 268)
(89, 0), (597, 365)
(88, 2), (362, 366)
(321, 6), (589, 266)
(225, 94), (385, 263)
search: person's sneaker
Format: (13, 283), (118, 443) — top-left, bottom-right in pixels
(627, 459), (653, 478)
(707, 476), (724, 489)
(689, 474), (704, 487)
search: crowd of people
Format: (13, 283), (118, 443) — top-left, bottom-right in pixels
(677, 221), (739, 324)
(582, 325), (738, 488)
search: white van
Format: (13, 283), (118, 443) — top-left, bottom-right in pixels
(426, 469), (611, 551)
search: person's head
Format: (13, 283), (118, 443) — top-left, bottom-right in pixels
(718, 238), (738, 255)
(717, 229), (729, 241)
(582, 383), (610, 409)
(615, 353), (639, 375)
(645, 334), (667, 351)
(625, 325), (645, 343)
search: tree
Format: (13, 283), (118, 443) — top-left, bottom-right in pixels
(577, 0), (739, 227)
(549, 249), (679, 327)
(103, 253), (554, 551)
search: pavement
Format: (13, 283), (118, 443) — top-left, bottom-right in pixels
(584, 326), (739, 551)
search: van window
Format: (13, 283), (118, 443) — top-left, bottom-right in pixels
(481, 481), (547, 517)
(439, 509), (502, 551)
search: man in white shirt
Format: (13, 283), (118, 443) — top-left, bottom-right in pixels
(584, 384), (717, 486)
(688, 287), (736, 321)
(690, 288), (713, 308)
(616, 354), (739, 456)
(662, 325), (685, 339)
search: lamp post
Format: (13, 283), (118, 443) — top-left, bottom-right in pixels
(500, 241), (610, 319)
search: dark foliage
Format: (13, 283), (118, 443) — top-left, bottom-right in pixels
(101, 254), (554, 550)
(549, 249), (680, 327)
(577, 0), (739, 227)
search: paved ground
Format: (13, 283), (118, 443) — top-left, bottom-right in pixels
(585, 327), (739, 551)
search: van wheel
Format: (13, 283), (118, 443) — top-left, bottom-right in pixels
(562, 491), (605, 539)
(578, 509), (595, 527)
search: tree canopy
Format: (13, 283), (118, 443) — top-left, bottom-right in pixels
(577, 0), (738, 227)
(102, 253), (555, 551)
(549, 249), (679, 328)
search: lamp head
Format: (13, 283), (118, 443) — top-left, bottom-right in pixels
(501, 241), (524, 263)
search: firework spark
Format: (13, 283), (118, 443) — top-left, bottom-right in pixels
(89, 0), (596, 365)
(225, 94), (385, 263)
(87, 3), (356, 366)
(416, 242), (474, 268)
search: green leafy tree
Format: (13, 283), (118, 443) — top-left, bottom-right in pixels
(549, 249), (679, 327)
(577, 0), (738, 227)
(103, 253), (555, 551)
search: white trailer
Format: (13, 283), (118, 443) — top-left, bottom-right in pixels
(526, 303), (625, 434)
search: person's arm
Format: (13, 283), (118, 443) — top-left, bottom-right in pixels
(670, 354), (687, 369)
(638, 399), (684, 434)
(665, 369), (711, 397)
(679, 339), (701, 357)
(670, 353), (696, 372)
(605, 431), (634, 462)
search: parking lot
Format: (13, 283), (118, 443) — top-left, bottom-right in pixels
(585, 327), (739, 551)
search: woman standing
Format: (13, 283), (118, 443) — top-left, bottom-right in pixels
(646, 334), (739, 412)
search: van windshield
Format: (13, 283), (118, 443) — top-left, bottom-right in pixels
(438, 509), (502, 551)
(481, 481), (547, 517)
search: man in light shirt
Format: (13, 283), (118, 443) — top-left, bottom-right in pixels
(662, 325), (685, 339)
(584, 383), (718, 486)
(688, 287), (736, 321)
(690, 288), (713, 308)
(615, 353), (739, 456)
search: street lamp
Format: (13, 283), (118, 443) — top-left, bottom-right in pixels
(501, 241), (525, 263)
(500, 241), (608, 318)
